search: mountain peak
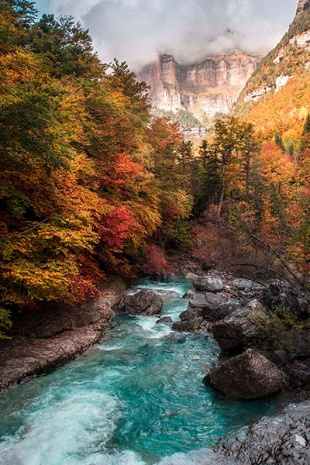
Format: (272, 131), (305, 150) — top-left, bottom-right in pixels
(296, 0), (310, 17)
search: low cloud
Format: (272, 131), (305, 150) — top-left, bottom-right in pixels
(42, 0), (297, 70)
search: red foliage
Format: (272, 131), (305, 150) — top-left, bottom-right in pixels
(69, 275), (102, 302)
(142, 244), (173, 278)
(99, 205), (136, 250)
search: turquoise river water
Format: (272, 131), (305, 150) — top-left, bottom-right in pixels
(0, 279), (278, 465)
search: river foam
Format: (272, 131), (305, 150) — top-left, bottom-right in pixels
(0, 278), (276, 465)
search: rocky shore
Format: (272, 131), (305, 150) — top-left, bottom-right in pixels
(0, 277), (126, 393)
(169, 267), (310, 400)
(215, 401), (310, 464)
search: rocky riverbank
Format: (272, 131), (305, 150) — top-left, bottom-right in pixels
(171, 267), (310, 399)
(214, 401), (310, 464)
(0, 277), (126, 393)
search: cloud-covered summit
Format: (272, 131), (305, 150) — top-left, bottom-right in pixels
(38, 0), (296, 70)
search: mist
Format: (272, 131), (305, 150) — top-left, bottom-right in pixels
(38, 0), (297, 70)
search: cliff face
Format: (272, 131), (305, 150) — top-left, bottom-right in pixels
(296, 0), (310, 16)
(236, 2), (310, 112)
(137, 52), (258, 120)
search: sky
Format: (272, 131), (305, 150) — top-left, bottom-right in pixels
(34, 0), (297, 70)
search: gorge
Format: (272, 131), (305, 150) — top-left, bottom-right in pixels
(1, 0), (310, 464)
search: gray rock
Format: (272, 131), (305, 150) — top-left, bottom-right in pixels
(216, 402), (310, 464)
(165, 332), (187, 343)
(182, 290), (195, 299)
(188, 293), (209, 311)
(188, 292), (229, 319)
(193, 276), (224, 293)
(179, 308), (200, 321)
(184, 272), (199, 281)
(209, 301), (242, 319)
(156, 316), (173, 325)
(204, 291), (228, 306)
(212, 299), (268, 352)
(122, 290), (163, 316)
(172, 319), (202, 332)
(207, 349), (284, 399)
(232, 278), (264, 291)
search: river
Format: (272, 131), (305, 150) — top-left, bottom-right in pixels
(0, 279), (277, 465)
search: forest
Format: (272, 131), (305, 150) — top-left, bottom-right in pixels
(0, 0), (310, 337)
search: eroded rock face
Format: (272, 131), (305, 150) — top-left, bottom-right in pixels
(216, 402), (310, 464)
(137, 52), (258, 119)
(212, 299), (267, 352)
(122, 290), (163, 316)
(207, 349), (284, 399)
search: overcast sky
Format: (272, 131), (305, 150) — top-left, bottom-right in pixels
(35, 0), (297, 70)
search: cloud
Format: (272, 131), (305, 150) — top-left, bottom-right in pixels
(39, 0), (297, 70)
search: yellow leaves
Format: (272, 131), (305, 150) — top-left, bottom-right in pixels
(0, 50), (44, 89)
(259, 141), (295, 188)
(2, 258), (77, 302)
(244, 71), (310, 144)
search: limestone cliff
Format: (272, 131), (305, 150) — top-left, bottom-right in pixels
(137, 51), (258, 121)
(236, 1), (310, 112)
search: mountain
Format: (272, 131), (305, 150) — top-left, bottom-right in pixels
(235, 0), (310, 143)
(137, 51), (258, 122)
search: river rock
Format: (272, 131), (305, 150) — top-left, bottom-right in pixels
(172, 319), (202, 332)
(165, 332), (187, 343)
(193, 276), (224, 293)
(207, 349), (284, 399)
(208, 301), (242, 320)
(182, 290), (195, 299)
(122, 290), (163, 316)
(184, 272), (199, 281)
(188, 292), (228, 313)
(212, 299), (268, 352)
(156, 316), (173, 325)
(215, 402), (310, 464)
(179, 308), (200, 321)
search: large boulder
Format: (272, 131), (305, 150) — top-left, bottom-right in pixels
(215, 402), (310, 464)
(193, 276), (224, 293)
(212, 299), (267, 352)
(207, 349), (284, 399)
(188, 292), (228, 315)
(122, 290), (163, 316)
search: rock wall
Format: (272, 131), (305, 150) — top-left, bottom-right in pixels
(137, 52), (258, 119)
(0, 277), (126, 393)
